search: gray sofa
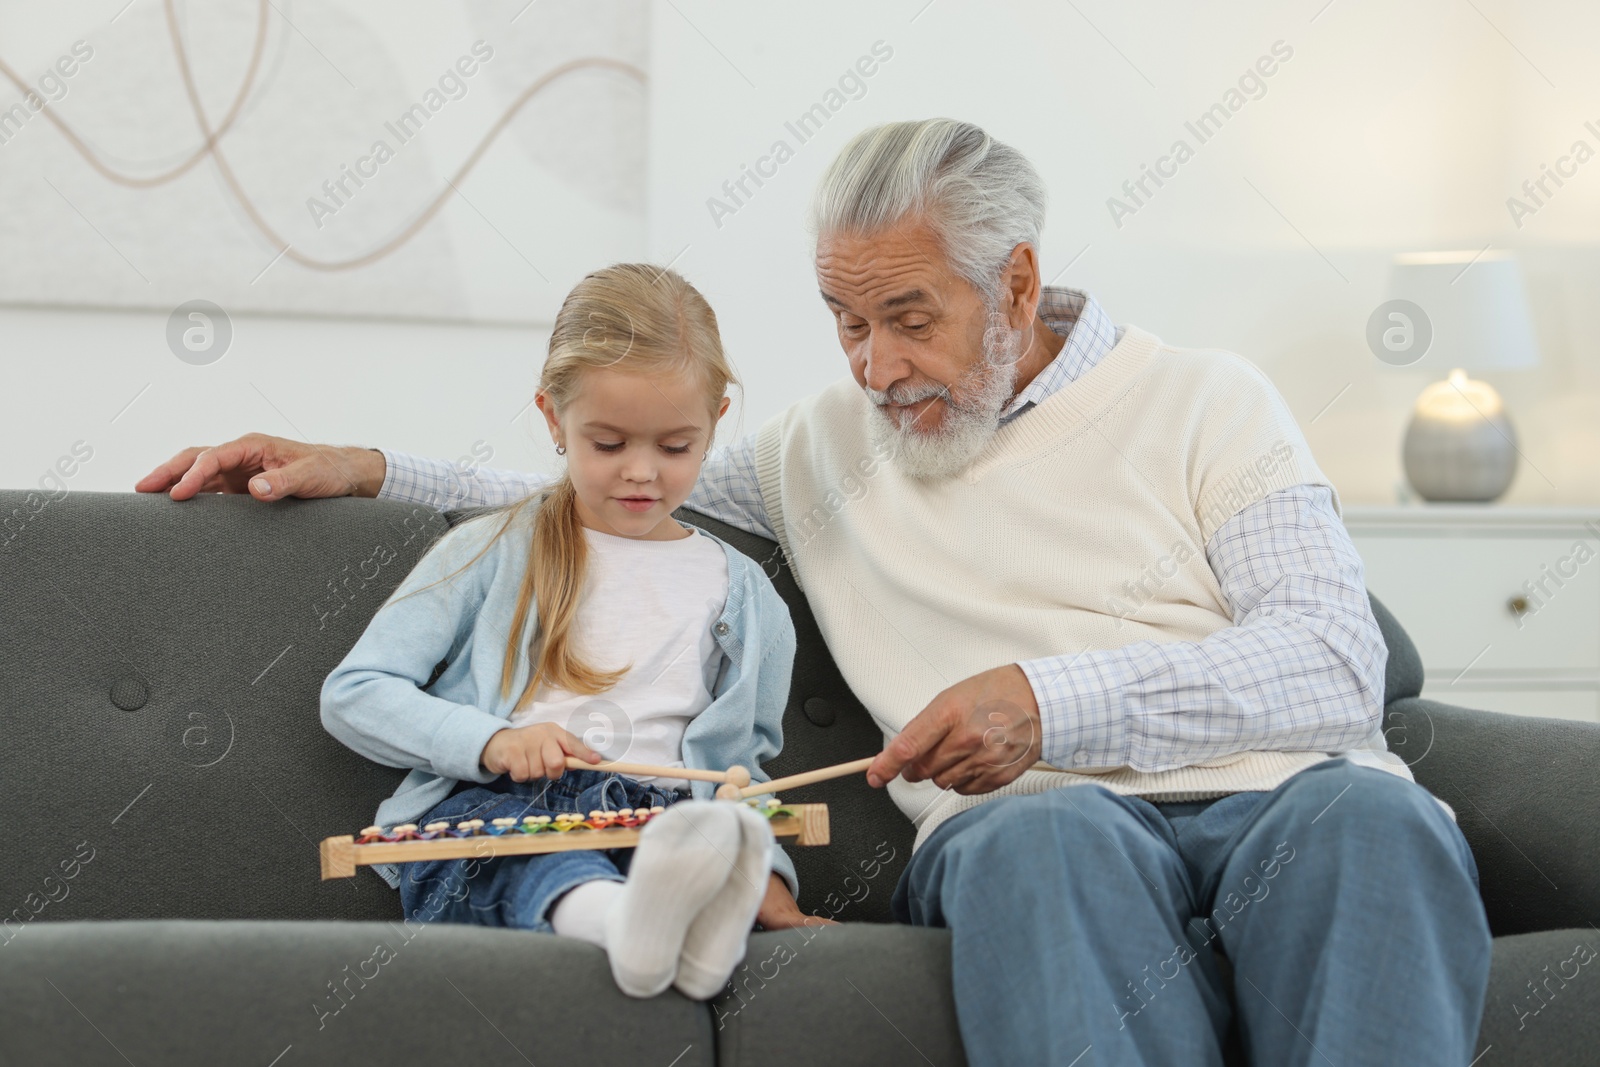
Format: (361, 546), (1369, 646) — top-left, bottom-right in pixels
(2, 489), (1596, 1066)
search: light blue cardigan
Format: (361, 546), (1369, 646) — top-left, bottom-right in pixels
(320, 504), (800, 897)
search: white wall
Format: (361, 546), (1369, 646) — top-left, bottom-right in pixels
(644, 0), (1600, 504)
(0, 305), (557, 501)
(0, 1), (645, 322)
(6, 0), (1599, 505)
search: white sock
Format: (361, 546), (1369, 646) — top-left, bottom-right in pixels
(549, 878), (623, 949)
(674, 803), (775, 999)
(604, 800), (740, 997)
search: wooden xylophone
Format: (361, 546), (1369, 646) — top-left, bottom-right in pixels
(319, 797), (831, 880)
(318, 754), (879, 880)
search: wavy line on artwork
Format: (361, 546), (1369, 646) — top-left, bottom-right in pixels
(0, 0), (269, 187)
(0, 0), (646, 272)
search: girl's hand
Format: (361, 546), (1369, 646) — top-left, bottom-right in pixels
(754, 873), (842, 931)
(479, 723), (601, 782)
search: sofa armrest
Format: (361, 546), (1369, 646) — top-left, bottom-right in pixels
(1384, 696), (1600, 937)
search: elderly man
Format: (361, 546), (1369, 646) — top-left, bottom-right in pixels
(138, 118), (1490, 1066)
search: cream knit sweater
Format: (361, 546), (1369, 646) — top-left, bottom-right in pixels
(752, 325), (1427, 851)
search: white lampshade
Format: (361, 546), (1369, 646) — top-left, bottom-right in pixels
(1388, 250), (1540, 371)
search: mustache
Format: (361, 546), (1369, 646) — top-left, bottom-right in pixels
(866, 324), (1019, 410)
(868, 383), (947, 407)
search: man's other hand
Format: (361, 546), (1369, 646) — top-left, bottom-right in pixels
(134, 433), (387, 502)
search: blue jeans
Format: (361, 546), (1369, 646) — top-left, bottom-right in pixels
(398, 767), (691, 933)
(891, 757), (1492, 1067)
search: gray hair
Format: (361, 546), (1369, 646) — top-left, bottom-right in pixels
(807, 118), (1048, 308)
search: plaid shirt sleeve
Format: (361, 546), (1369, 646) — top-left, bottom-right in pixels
(1017, 483), (1388, 773)
(375, 449), (550, 510)
(376, 433), (775, 541)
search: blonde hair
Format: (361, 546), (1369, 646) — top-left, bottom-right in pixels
(390, 263), (739, 714)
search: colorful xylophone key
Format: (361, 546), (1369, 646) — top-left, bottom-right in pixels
(354, 797), (791, 843)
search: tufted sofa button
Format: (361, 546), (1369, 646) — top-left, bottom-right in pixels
(111, 676), (148, 711)
(803, 697), (835, 727)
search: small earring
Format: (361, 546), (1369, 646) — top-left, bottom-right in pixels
(555, 444), (566, 455)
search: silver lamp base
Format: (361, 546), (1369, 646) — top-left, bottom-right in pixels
(1401, 372), (1519, 502)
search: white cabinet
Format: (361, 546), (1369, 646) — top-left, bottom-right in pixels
(1345, 506), (1600, 723)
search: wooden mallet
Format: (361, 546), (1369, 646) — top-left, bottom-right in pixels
(563, 756), (753, 798)
(735, 756), (876, 799)
(563, 755), (873, 800)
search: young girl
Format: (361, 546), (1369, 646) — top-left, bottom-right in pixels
(320, 263), (801, 999)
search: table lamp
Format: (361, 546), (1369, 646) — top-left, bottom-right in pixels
(1386, 250), (1540, 502)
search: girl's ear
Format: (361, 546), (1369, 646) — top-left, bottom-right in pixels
(534, 390), (563, 445)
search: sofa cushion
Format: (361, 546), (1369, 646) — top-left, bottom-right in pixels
(1475, 928), (1600, 1066)
(0, 491), (450, 924)
(700, 923), (1600, 1067)
(1384, 697), (1600, 938)
(0, 919), (714, 1066)
(709, 925), (967, 1067)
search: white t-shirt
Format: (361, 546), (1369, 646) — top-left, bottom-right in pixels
(508, 522), (730, 790)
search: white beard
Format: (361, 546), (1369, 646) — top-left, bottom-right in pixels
(864, 311), (1026, 482)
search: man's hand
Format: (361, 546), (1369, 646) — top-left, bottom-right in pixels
(755, 872), (839, 931)
(866, 663), (1043, 795)
(134, 433), (387, 502)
